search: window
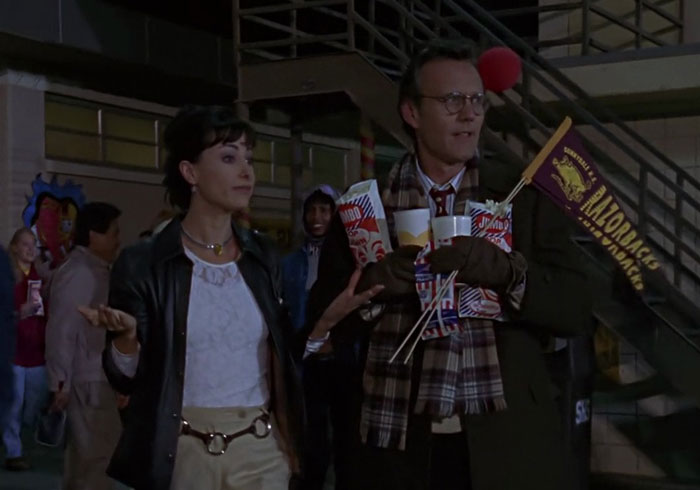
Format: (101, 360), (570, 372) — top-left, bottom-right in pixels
(45, 94), (169, 170)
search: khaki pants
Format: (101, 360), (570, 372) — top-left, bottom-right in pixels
(64, 381), (122, 490)
(171, 406), (291, 490)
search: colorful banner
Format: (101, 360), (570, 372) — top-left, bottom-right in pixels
(22, 174), (85, 268)
(522, 117), (660, 291)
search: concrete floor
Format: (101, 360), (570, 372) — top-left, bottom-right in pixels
(0, 430), (333, 490)
(0, 431), (62, 490)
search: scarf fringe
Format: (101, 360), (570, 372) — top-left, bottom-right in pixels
(417, 395), (508, 418)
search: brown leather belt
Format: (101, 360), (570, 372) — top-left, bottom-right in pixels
(179, 409), (272, 456)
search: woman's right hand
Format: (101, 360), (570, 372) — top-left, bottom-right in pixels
(79, 304), (139, 354)
(309, 267), (385, 339)
(78, 304), (137, 336)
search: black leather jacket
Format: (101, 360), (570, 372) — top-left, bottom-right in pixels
(102, 217), (303, 490)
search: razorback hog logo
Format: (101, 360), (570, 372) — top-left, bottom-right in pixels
(474, 214), (508, 234)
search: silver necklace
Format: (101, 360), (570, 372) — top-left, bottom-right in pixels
(181, 226), (234, 256)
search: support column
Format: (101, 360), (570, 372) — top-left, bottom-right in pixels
(290, 118), (304, 241)
(0, 74), (47, 243)
(538, 0), (574, 58)
(360, 113), (375, 180)
(683, 0), (700, 44)
(235, 101), (249, 120)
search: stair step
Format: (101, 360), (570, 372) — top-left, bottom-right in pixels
(593, 374), (668, 403)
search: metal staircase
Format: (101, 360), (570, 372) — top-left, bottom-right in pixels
(484, 0), (684, 55)
(234, 0), (700, 481)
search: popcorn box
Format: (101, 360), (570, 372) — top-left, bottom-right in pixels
(337, 180), (392, 267)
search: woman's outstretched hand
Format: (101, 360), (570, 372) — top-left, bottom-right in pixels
(78, 304), (139, 355)
(310, 267), (384, 339)
(78, 304), (137, 336)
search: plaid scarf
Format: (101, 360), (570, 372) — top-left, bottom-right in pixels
(360, 154), (507, 450)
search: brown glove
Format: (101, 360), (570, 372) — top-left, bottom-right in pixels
(426, 236), (516, 291)
(357, 245), (422, 299)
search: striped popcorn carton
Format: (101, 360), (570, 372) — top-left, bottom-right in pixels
(457, 201), (513, 321)
(337, 180), (392, 268)
(415, 240), (463, 340)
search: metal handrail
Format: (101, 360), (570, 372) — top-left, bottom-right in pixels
(239, 0), (347, 16)
(489, 0), (682, 53)
(590, 4), (667, 46)
(233, 0), (700, 296)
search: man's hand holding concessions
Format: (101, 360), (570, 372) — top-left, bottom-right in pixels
(357, 245), (423, 298)
(427, 236), (522, 291)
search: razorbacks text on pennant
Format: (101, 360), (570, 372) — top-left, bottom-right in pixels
(522, 117), (660, 291)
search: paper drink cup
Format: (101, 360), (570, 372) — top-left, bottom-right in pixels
(431, 216), (472, 246)
(394, 208), (431, 247)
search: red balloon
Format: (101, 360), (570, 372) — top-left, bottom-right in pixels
(477, 47), (522, 93)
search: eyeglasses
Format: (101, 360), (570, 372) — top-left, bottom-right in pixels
(418, 91), (487, 115)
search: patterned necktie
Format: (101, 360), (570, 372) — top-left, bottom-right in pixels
(429, 185), (456, 217)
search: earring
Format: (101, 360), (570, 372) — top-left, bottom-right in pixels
(191, 184), (197, 193)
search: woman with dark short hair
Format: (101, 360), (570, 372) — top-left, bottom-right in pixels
(81, 105), (382, 490)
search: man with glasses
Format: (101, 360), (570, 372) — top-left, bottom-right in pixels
(307, 40), (591, 490)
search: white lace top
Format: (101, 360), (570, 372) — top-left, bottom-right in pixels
(112, 247), (269, 408)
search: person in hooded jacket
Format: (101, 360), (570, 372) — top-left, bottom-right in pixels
(283, 186), (363, 490)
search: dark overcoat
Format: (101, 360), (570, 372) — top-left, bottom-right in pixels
(307, 155), (592, 490)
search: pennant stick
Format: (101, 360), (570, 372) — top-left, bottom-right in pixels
(503, 179), (527, 205)
(402, 270), (458, 364)
(521, 117), (572, 184)
(477, 179), (526, 233)
(478, 116), (572, 233)
(388, 269), (458, 363)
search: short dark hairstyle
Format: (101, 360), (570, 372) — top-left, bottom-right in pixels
(74, 202), (121, 247)
(162, 105), (257, 210)
(398, 40), (477, 137)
